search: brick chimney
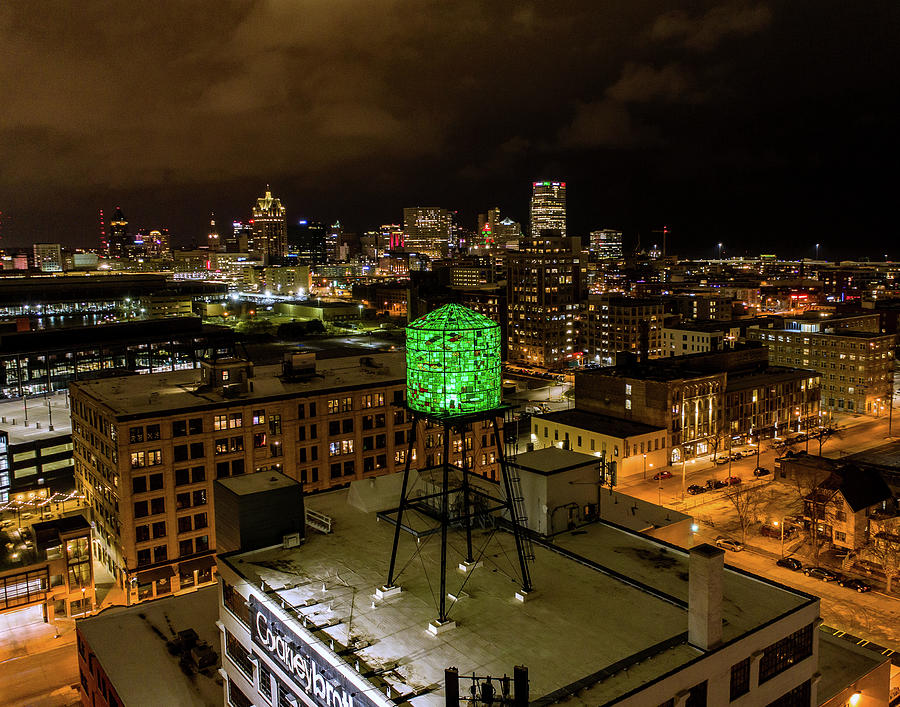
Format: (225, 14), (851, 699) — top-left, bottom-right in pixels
(688, 543), (724, 650)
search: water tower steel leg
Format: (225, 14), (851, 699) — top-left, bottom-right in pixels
(495, 415), (533, 593)
(439, 420), (451, 622)
(460, 422), (473, 563)
(386, 411), (418, 588)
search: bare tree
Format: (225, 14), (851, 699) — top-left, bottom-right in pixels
(786, 461), (834, 566)
(722, 484), (764, 543)
(806, 421), (842, 456)
(867, 531), (900, 594)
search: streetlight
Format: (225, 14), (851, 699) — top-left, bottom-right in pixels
(642, 453), (647, 480)
(717, 243), (723, 260)
(681, 456), (694, 500)
(815, 243), (820, 260)
(773, 518), (786, 558)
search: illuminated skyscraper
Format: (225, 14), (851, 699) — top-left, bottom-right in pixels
(251, 187), (287, 262)
(507, 233), (583, 369)
(529, 181), (566, 238)
(108, 207), (129, 258)
(590, 229), (624, 260)
(402, 207), (452, 259)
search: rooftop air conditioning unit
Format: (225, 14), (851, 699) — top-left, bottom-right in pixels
(282, 532), (301, 549)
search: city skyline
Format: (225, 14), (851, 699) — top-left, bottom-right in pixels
(0, 2), (897, 258)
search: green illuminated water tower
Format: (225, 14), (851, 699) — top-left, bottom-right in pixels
(406, 303), (501, 416)
(386, 303), (533, 629)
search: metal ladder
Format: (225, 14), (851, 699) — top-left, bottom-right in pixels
(507, 472), (535, 562)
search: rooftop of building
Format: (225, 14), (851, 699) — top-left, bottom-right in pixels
(844, 441), (900, 471)
(819, 329), (891, 339)
(0, 316), (231, 355)
(755, 327), (890, 339)
(816, 631), (891, 704)
(0, 273), (226, 306)
(221, 482), (816, 706)
(577, 344), (768, 382)
(587, 294), (665, 308)
(0, 513), (90, 572)
(0, 394), (71, 444)
(76, 586), (221, 707)
(662, 320), (740, 333)
(508, 446), (600, 474)
(216, 469), (299, 496)
(534, 409), (664, 440)
(724, 365), (819, 392)
(70, 350), (406, 421)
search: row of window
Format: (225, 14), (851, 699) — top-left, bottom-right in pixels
(135, 513), (208, 544)
(136, 535), (209, 567)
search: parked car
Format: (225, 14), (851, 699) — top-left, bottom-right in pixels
(803, 567), (839, 582)
(725, 476), (742, 486)
(653, 470), (673, 481)
(753, 467), (771, 477)
(837, 577), (871, 593)
(715, 457), (730, 465)
(731, 452), (744, 460)
(686, 484), (706, 495)
(776, 557), (803, 571)
(706, 479), (728, 490)
(715, 536), (744, 552)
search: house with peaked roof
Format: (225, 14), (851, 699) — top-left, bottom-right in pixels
(804, 464), (895, 550)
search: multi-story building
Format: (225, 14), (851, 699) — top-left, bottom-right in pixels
(33, 243), (64, 273)
(0, 316), (233, 399)
(507, 234), (583, 369)
(583, 295), (664, 365)
(589, 229), (624, 260)
(246, 265), (310, 296)
(215, 483), (883, 707)
(747, 321), (894, 414)
(0, 397), (73, 503)
(108, 207), (129, 258)
(287, 219), (327, 264)
(531, 409), (668, 478)
(664, 293), (734, 321)
(529, 180), (566, 237)
(723, 367), (821, 445)
(663, 321), (742, 357)
(251, 187), (287, 262)
(576, 345), (820, 463)
(0, 514), (94, 624)
(69, 351), (499, 604)
(402, 207), (452, 259)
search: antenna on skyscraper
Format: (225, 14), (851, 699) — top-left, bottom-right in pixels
(99, 209), (108, 254)
(652, 225), (668, 258)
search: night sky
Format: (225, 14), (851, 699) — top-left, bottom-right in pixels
(1, 1), (898, 258)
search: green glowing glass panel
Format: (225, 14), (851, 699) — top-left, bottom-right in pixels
(406, 304), (501, 416)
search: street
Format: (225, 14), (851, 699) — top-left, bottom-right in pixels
(0, 617), (80, 707)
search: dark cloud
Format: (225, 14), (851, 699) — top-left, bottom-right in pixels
(650, 2), (772, 50)
(0, 0), (897, 257)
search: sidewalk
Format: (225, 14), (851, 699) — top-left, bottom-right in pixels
(94, 560), (127, 610)
(0, 613), (76, 664)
